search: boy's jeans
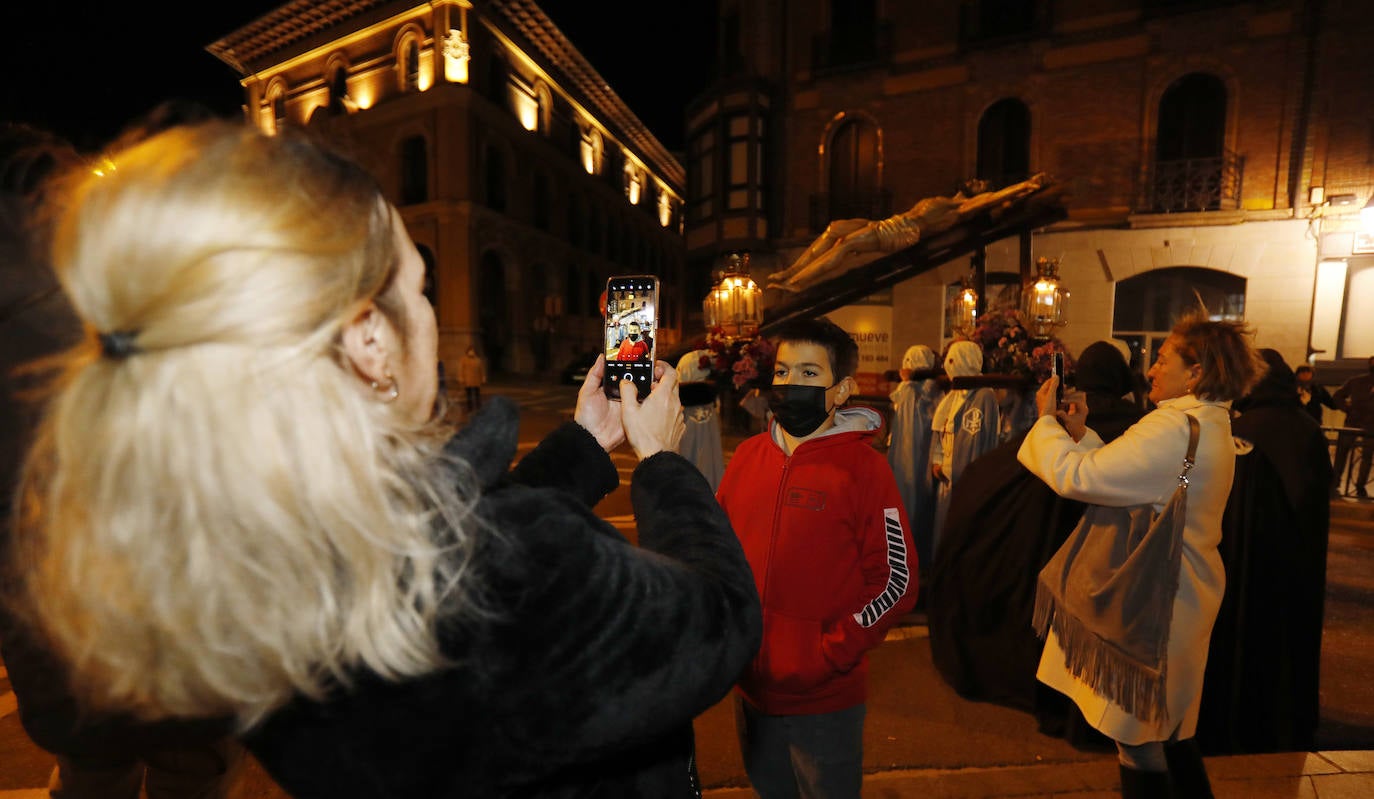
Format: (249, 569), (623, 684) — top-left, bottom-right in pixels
(735, 697), (865, 799)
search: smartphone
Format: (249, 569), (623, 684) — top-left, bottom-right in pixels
(602, 275), (659, 401)
(1052, 352), (1065, 408)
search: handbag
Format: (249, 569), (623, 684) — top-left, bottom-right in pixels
(1031, 414), (1200, 723)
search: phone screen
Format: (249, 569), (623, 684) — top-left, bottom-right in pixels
(603, 275), (659, 400)
(1052, 352), (1065, 407)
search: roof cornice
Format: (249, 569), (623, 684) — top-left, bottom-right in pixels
(206, 0), (391, 75)
(490, 0), (683, 186)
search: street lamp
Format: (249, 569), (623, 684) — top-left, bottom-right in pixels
(703, 251), (762, 339)
(1025, 256), (1069, 338)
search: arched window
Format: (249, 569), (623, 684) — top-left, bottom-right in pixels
(328, 66), (349, 115)
(565, 263), (580, 316)
(535, 83), (553, 136)
(533, 171), (551, 231)
(479, 251), (508, 373)
(588, 207), (602, 254)
(827, 0), (877, 69)
(404, 40), (421, 92)
(485, 145), (507, 212)
(580, 128), (602, 175)
(416, 244), (438, 308)
(1149, 73), (1231, 212)
(827, 117), (881, 223)
(585, 270), (601, 318)
(265, 81), (288, 134)
(963, 0), (1038, 44)
(486, 53), (508, 107)
(976, 98), (1030, 189)
(1157, 74), (1226, 161)
(400, 136), (428, 206)
(567, 201), (583, 247)
(1113, 266), (1246, 368)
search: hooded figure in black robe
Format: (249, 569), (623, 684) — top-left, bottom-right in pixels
(928, 341), (1145, 746)
(1196, 349), (1331, 754)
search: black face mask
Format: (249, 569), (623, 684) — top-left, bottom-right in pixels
(766, 383), (835, 437)
(628, 333), (640, 342)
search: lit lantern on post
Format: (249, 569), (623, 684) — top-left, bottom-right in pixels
(1024, 256), (1069, 338)
(948, 275), (979, 337)
(703, 252), (762, 340)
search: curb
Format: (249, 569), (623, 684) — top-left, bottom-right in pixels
(703, 750), (1374, 798)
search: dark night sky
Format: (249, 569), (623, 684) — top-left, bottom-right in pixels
(1, 1), (713, 154)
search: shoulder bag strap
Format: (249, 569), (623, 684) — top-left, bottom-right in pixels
(1178, 414), (1200, 487)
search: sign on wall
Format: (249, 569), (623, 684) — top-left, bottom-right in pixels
(827, 290), (894, 397)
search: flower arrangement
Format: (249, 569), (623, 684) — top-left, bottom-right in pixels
(701, 327), (777, 391)
(969, 307), (1072, 382)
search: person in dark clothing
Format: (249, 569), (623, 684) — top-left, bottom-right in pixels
(1, 122), (243, 799)
(1196, 349), (1331, 754)
(1332, 356), (1374, 497)
(8, 121), (761, 799)
(928, 341), (1145, 748)
(1295, 364), (1337, 425)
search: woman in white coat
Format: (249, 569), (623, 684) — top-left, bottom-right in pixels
(1017, 314), (1263, 799)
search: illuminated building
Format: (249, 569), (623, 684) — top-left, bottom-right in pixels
(209, 0), (686, 375)
(685, 0), (1374, 389)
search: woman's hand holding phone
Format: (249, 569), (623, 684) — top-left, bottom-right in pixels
(1056, 388), (1089, 442)
(619, 360), (685, 460)
(1037, 376), (1089, 441)
(574, 354), (628, 453)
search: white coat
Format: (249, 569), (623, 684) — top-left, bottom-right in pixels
(1017, 394), (1236, 744)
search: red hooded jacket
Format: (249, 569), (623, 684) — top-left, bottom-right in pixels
(717, 406), (918, 715)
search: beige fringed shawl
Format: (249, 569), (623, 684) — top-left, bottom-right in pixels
(1032, 414), (1200, 723)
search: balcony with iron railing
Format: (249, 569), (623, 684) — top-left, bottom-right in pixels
(1139, 150), (1244, 214)
(808, 190), (893, 234)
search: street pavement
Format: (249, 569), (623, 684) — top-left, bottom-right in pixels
(2, 375), (1372, 797)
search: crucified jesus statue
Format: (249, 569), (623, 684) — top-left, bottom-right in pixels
(768, 173), (1050, 292)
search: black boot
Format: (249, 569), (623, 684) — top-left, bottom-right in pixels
(1163, 738), (1214, 799)
(1119, 764), (1172, 798)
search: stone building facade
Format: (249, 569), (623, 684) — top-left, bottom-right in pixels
(210, 0), (687, 377)
(684, 0), (1374, 387)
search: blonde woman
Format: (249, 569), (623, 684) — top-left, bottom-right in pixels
(9, 122), (761, 798)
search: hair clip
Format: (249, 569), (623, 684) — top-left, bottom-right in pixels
(98, 330), (140, 359)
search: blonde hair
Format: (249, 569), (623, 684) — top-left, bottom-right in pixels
(11, 122), (484, 729)
(1169, 311), (1266, 402)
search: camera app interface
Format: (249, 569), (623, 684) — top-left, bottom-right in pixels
(604, 279), (656, 397)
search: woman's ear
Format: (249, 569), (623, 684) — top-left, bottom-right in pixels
(341, 303), (393, 385)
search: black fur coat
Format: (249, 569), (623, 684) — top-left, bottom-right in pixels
(245, 397), (762, 797)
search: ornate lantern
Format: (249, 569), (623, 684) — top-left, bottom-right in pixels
(948, 274), (979, 338)
(703, 251), (762, 339)
(1024, 256), (1069, 338)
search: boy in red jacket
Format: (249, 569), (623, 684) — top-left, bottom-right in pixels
(716, 317), (918, 799)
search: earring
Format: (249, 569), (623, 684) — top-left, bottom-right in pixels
(371, 375), (400, 403)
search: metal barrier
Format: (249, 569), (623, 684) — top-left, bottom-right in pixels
(1326, 426), (1372, 498)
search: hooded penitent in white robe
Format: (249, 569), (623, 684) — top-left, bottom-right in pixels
(930, 341), (1000, 556)
(888, 345), (942, 572)
(676, 350), (725, 492)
